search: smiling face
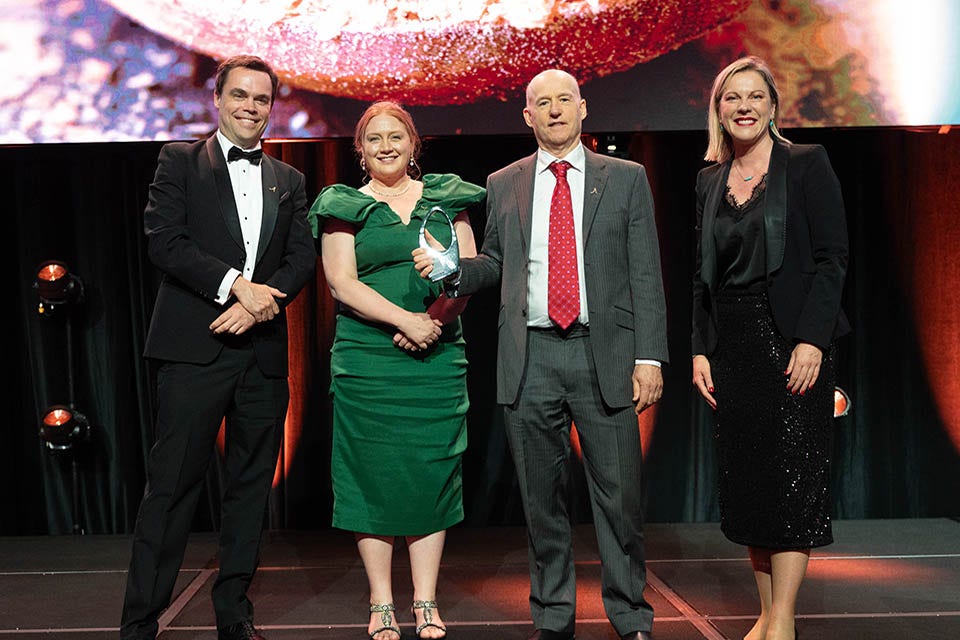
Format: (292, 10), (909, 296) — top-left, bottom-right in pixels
(214, 66), (273, 150)
(361, 114), (414, 184)
(523, 70), (587, 158)
(718, 69), (776, 151)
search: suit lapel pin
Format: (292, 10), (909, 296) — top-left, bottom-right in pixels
(590, 187), (599, 196)
(268, 186), (277, 192)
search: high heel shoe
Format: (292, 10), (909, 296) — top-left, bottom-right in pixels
(368, 603), (400, 640)
(411, 600), (447, 639)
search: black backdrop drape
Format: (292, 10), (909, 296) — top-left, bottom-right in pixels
(4, 127), (959, 535)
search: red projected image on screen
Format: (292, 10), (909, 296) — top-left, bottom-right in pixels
(102, 0), (749, 105)
(2, 0), (956, 142)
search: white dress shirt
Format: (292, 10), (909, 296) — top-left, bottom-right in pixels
(527, 144), (589, 328)
(215, 130), (264, 304)
(526, 143), (659, 368)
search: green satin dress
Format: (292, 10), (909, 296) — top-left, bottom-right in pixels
(308, 174), (486, 535)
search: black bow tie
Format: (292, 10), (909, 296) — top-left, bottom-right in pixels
(227, 146), (263, 165)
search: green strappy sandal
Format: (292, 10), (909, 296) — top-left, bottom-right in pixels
(368, 603), (401, 640)
(411, 599), (448, 639)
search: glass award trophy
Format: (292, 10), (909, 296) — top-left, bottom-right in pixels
(418, 206), (460, 282)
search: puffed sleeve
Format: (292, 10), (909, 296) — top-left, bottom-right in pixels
(307, 184), (377, 238)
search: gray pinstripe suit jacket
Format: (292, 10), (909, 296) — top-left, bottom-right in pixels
(457, 147), (669, 407)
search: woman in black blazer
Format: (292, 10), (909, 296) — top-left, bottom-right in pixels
(691, 56), (849, 640)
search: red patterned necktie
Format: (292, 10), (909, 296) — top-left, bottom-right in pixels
(547, 160), (580, 329)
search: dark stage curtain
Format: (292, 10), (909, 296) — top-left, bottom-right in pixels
(4, 128), (959, 535)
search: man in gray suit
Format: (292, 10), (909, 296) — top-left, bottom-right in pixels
(415, 69), (667, 640)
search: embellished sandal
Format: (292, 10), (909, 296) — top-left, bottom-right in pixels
(411, 600), (448, 639)
(368, 603), (401, 640)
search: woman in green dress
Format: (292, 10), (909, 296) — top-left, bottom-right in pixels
(309, 101), (485, 640)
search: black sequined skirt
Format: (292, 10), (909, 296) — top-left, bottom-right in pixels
(712, 290), (835, 549)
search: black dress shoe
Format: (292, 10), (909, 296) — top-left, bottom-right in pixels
(527, 630), (576, 640)
(218, 620), (267, 640)
(620, 632), (653, 640)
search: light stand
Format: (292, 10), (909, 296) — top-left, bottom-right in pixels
(33, 261), (89, 534)
(39, 406), (91, 534)
(834, 387), (852, 418)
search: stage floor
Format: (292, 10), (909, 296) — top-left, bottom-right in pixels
(1, 519), (958, 639)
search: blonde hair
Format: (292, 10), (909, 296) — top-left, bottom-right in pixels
(704, 56), (789, 163)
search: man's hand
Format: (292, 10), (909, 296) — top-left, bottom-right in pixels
(231, 276), (286, 322)
(631, 363), (663, 414)
(210, 302), (256, 335)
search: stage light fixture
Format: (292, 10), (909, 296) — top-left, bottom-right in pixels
(39, 405), (90, 451)
(600, 134), (629, 159)
(834, 387), (852, 418)
(34, 260), (84, 314)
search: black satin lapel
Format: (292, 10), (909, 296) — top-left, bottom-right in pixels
(582, 151), (607, 245)
(206, 137), (244, 251)
(258, 157), (279, 263)
(516, 155), (535, 254)
(700, 163), (729, 291)
(764, 140), (789, 274)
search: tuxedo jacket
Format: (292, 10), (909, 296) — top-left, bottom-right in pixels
(692, 139), (850, 356)
(457, 148), (669, 408)
(142, 136), (315, 378)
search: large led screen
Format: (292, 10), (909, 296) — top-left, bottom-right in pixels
(3, 0), (959, 143)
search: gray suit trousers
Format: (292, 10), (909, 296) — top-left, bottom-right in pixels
(505, 326), (654, 636)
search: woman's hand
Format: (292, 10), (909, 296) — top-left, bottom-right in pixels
(394, 312), (442, 351)
(412, 228), (444, 280)
(692, 354), (717, 410)
(785, 342), (823, 395)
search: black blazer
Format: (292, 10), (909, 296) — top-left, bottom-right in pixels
(142, 136), (315, 377)
(692, 139), (850, 355)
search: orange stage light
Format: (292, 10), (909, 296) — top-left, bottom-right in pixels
(571, 407), (657, 461)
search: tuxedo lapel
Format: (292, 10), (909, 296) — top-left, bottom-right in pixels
(700, 162), (730, 292)
(581, 150), (608, 245)
(764, 139), (789, 275)
(514, 154), (536, 254)
(258, 155), (280, 263)
(205, 136), (244, 252)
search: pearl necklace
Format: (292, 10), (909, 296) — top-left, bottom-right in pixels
(368, 179), (412, 198)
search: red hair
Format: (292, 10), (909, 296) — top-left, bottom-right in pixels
(353, 101), (422, 176)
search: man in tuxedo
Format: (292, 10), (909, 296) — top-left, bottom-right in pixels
(415, 69), (668, 640)
(120, 55), (315, 640)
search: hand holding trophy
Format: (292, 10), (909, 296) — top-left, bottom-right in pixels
(418, 206), (460, 281)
